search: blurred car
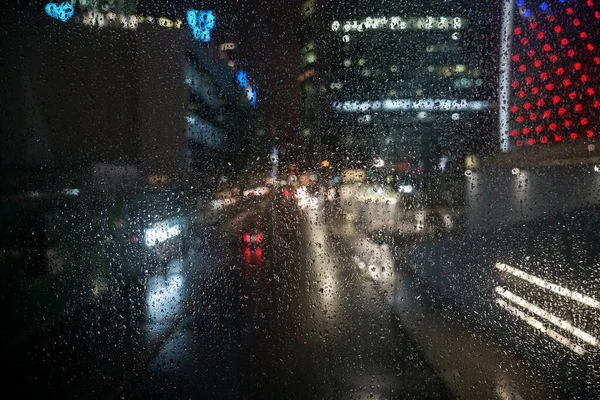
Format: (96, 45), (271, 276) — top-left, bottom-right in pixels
(241, 228), (265, 266)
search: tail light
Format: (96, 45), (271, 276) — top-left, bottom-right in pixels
(243, 233), (251, 244)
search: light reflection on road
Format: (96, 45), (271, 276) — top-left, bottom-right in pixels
(145, 260), (186, 339)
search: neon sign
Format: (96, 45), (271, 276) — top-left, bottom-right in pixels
(45, 2), (75, 22)
(187, 10), (216, 42)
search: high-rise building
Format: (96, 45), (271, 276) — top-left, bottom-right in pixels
(298, 1), (499, 182)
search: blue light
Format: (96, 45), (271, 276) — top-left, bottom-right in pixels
(516, 0), (524, 7)
(236, 71), (248, 88)
(539, 2), (548, 10)
(250, 88), (257, 106)
(187, 10), (216, 43)
(523, 9), (531, 17)
(45, 2), (74, 22)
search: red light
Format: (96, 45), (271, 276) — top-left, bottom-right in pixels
(552, 96), (561, 104)
(543, 44), (551, 52)
(537, 32), (545, 39)
(532, 87), (540, 94)
(550, 55), (558, 63)
(560, 38), (569, 46)
(529, 22), (538, 29)
(254, 247), (263, 261)
(570, 132), (578, 140)
(523, 127), (531, 135)
(558, 107), (567, 115)
(594, 100), (600, 108)
(516, 116), (525, 123)
(512, 54), (520, 62)
(519, 64), (527, 72)
(596, 11), (600, 19)
(525, 76), (534, 84)
(536, 99), (544, 107)
(510, 129), (519, 137)
(518, 90), (526, 98)
(528, 138), (536, 146)
(243, 233), (251, 244)
(556, 68), (564, 75)
(554, 135), (563, 142)
(565, 120), (572, 127)
(244, 248), (252, 262)
(573, 19), (580, 27)
(523, 102), (531, 110)
(549, 123), (557, 131)
(568, 92), (577, 100)
(581, 118), (589, 126)
(563, 79), (571, 87)
(575, 104), (583, 112)
(588, 1), (594, 7)
(514, 27), (522, 35)
(554, 26), (562, 33)
(588, 43), (595, 51)
(534, 60), (542, 68)
(529, 113), (537, 121)
(541, 135), (549, 144)
(254, 233), (263, 243)
(543, 110), (551, 118)
(535, 125), (543, 133)
(595, 57), (600, 65)
(566, 8), (574, 15)
(516, 139), (524, 147)
(587, 88), (595, 96)
(521, 38), (529, 45)
(511, 81), (519, 88)
(581, 32), (588, 39)
(586, 130), (594, 138)
(545, 83), (554, 91)
(567, 50), (575, 57)
(511, 105), (519, 113)
(574, 63), (582, 70)
(539, 72), (547, 80)
(528, 50), (536, 57)
(581, 75), (588, 83)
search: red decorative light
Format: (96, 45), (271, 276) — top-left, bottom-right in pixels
(566, 8), (574, 15)
(511, 105), (519, 113)
(587, 88), (595, 95)
(564, 120), (572, 127)
(560, 38), (568, 46)
(528, 50), (536, 57)
(534, 60), (542, 67)
(595, 57), (600, 64)
(586, 130), (594, 138)
(549, 55), (558, 62)
(556, 67), (565, 75)
(581, 118), (589, 126)
(554, 135), (563, 142)
(514, 27), (522, 35)
(530, 113), (537, 121)
(552, 96), (561, 103)
(523, 127), (531, 134)
(521, 37), (529, 45)
(510, 129), (519, 137)
(545, 83), (554, 91)
(567, 49), (576, 57)
(541, 136), (549, 143)
(543, 110), (551, 118)
(563, 79), (571, 87)
(581, 75), (588, 83)
(543, 44), (551, 51)
(519, 64), (527, 72)
(537, 32), (545, 39)
(516, 116), (525, 123)
(540, 72), (548, 80)
(532, 87), (540, 94)
(535, 125), (543, 133)
(574, 104), (583, 112)
(512, 80), (519, 88)
(574, 62), (582, 70)
(580, 32), (587, 39)
(518, 90), (526, 98)
(525, 76), (534, 84)
(573, 19), (580, 27)
(516, 139), (524, 147)
(558, 107), (567, 115)
(587, 43), (595, 51)
(549, 123), (557, 131)
(554, 26), (562, 33)
(513, 54), (520, 62)
(570, 132), (578, 140)
(528, 138), (536, 145)
(536, 99), (544, 107)
(568, 91), (577, 100)
(523, 102), (531, 110)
